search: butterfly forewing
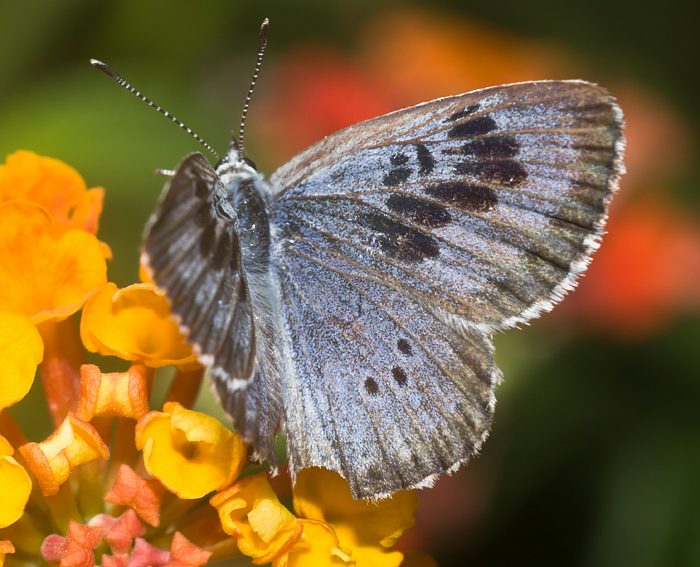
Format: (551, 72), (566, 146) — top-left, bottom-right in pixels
(142, 152), (256, 380)
(270, 81), (623, 496)
(273, 81), (624, 330)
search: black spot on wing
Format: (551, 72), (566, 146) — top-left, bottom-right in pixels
(397, 339), (412, 355)
(460, 136), (519, 159)
(361, 212), (440, 262)
(390, 153), (409, 166)
(365, 377), (379, 395)
(391, 366), (408, 386)
(425, 182), (497, 213)
(446, 104), (480, 122)
(448, 115), (497, 138)
(386, 194), (452, 228)
(454, 159), (527, 187)
(415, 144), (434, 174)
(383, 167), (412, 187)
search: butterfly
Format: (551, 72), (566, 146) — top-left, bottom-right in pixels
(92, 28), (624, 499)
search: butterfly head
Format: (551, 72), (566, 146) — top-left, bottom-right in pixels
(215, 142), (260, 186)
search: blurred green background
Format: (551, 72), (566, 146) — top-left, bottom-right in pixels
(1, 1), (698, 566)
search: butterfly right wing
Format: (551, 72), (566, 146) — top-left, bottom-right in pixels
(269, 81), (624, 497)
(272, 81), (624, 331)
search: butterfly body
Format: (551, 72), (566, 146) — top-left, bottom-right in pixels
(142, 80), (624, 499)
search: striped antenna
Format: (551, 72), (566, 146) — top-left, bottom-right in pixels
(237, 18), (269, 154)
(90, 59), (220, 161)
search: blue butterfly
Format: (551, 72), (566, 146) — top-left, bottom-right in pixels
(92, 22), (624, 499)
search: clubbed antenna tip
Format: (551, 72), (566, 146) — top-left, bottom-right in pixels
(237, 18), (270, 155)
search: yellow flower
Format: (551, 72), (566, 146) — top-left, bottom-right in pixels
(0, 311), (43, 409)
(0, 151), (240, 566)
(0, 200), (108, 324)
(81, 282), (199, 368)
(273, 520), (351, 567)
(135, 402), (246, 499)
(0, 436), (32, 529)
(0, 150), (104, 235)
(210, 473), (303, 564)
(1, 149), (424, 566)
(292, 468), (418, 566)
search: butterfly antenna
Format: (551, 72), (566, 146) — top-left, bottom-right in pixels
(237, 18), (269, 155)
(89, 58), (221, 161)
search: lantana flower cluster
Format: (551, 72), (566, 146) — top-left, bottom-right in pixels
(0, 151), (418, 567)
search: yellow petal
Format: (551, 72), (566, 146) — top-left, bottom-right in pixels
(0, 311), (43, 409)
(80, 283), (198, 368)
(210, 473), (302, 564)
(135, 402), (245, 499)
(0, 436), (32, 528)
(0, 201), (108, 324)
(293, 468), (416, 566)
(273, 520), (351, 567)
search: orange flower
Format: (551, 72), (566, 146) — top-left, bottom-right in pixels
(0, 540), (14, 566)
(0, 150), (104, 235)
(20, 413), (110, 496)
(0, 200), (108, 324)
(80, 283), (199, 368)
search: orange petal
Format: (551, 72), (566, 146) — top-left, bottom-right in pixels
(20, 414), (109, 496)
(104, 464), (164, 527)
(75, 364), (149, 421)
(0, 311), (43, 409)
(0, 151), (104, 234)
(0, 201), (108, 324)
(0, 540), (16, 566)
(80, 283), (198, 368)
(166, 532), (212, 567)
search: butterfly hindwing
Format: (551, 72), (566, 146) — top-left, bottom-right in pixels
(279, 237), (499, 498)
(271, 81), (623, 496)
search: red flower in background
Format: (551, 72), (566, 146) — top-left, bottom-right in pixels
(255, 6), (698, 339)
(559, 198), (700, 337)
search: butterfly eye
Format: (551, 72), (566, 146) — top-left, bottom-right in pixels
(243, 157), (258, 170)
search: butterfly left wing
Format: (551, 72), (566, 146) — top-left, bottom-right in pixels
(270, 81), (623, 497)
(142, 153), (283, 461)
